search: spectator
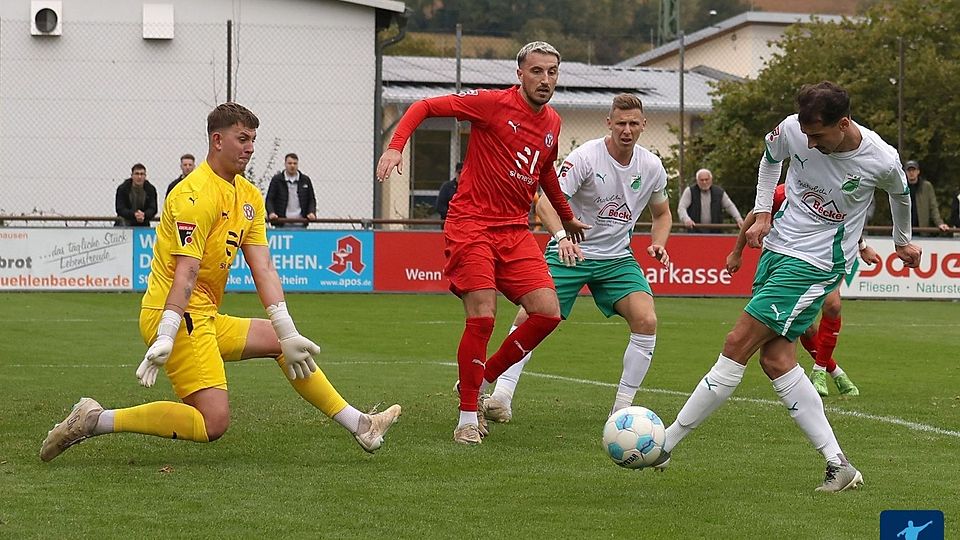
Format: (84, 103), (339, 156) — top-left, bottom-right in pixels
(904, 160), (950, 235)
(265, 153), (317, 228)
(115, 163), (158, 227)
(678, 168), (744, 232)
(436, 162), (462, 222)
(166, 154), (196, 196)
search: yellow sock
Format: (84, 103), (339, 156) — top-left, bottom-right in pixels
(278, 354), (348, 417)
(113, 401), (209, 442)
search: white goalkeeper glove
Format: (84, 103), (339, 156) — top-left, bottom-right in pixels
(137, 309), (181, 387)
(267, 301), (320, 380)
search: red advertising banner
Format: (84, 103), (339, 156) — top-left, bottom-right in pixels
(373, 231), (759, 296)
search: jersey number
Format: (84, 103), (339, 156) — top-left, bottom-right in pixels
(514, 147), (541, 174)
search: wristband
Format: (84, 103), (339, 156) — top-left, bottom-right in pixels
(266, 301), (298, 340)
(858, 239), (867, 250)
(553, 230), (568, 243)
(157, 309), (182, 340)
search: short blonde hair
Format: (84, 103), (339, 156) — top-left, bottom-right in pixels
(611, 93), (644, 115)
(517, 41), (561, 67)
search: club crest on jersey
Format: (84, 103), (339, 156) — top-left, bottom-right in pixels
(544, 132), (555, 148)
(176, 221), (197, 246)
(800, 192), (846, 222)
(243, 203), (255, 220)
(559, 161), (574, 177)
(842, 174), (862, 193)
(631, 175), (642, 190)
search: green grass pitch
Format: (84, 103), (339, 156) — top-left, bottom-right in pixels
(0, 292), (957, 538)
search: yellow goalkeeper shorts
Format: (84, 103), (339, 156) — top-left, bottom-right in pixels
(139, 308), (252, 398)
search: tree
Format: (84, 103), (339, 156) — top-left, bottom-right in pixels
(674, 0), (960, 224)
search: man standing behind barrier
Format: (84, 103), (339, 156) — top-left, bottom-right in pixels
(266, 153), (317, 228)
(115, 163), (158, 227)
(376, 41), (588, 445)
(678, 168), (743, 232)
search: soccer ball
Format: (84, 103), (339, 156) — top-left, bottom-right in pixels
(602, 406), (666, 469)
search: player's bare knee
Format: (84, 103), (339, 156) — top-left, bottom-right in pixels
(629, 312), (657, 334)
(203, 411), (230, 441)
(513, 308), (530, 326)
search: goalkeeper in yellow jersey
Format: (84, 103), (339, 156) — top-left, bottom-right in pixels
(41, 103), (401, 461)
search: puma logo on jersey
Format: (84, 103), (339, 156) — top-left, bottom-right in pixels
(770, 303), (784, 321)
(595, 172), (607, 183)
(188, 196), (197, 205)
(507, 120), (521, 133)
(793, 154), (808, 168)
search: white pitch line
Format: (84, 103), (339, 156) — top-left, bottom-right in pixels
(5, 359), (958, 439)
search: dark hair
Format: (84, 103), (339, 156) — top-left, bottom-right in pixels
(180, 153), (195, 162)
(131, 163), (146, 173)
(796, 81), (850, 126)
(285, 153), (299, 161)
(207, 102), (259, 134)
(455, 162), (463, 173)
(611, 93), (644, 114)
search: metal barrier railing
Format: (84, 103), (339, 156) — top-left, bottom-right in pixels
(0, 215), (956, 236)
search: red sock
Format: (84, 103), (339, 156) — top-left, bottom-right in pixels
(483, 313), (561, 383)
(457, 317), (494, 411)
(815, 315), (841, 373)
(799, 332), (818, 360)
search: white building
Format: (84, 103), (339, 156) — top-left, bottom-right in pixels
(617, 11), (846, 79)
(0, 0), (404, 219)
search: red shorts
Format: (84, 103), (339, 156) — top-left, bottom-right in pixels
(443, 221), (553, 303)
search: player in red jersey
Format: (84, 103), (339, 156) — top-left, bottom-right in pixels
(726, 183), (880, 397)
(377, 41), (589, 445)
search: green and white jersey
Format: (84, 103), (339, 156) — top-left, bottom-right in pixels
(550, 138), (668, 259)
(763, 114), (908, 273)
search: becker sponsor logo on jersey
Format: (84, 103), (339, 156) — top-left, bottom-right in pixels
(559, 161), (574, 177)
(176, 221), (197, 246)
(597, 202), (632, 224)
(800, 192), (847, 222)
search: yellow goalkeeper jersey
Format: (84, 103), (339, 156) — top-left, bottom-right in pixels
(142, 161), (268, 315)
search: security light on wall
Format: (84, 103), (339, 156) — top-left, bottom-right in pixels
(31, 1), (62, 36)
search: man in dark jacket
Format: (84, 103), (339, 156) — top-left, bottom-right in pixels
(116, 163), (158, 227)
(265, 153), (317, 228)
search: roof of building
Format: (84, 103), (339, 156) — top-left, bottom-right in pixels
(337, 0), (405, 13)
(382, 56), (718, 113)
(616, 11), (848, 67)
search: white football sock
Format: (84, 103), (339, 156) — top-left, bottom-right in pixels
(812, 364), (827, 372)
(93, 409), (115, 435)
(829, 365), (845, 378)
(664, 354), (745, 452)
(612, 333), (655, 412)
(457, 410), (478, 429)
(333, 405), (363, 434)
(772, 364), (843, 465)
(490, 325), (529, 405)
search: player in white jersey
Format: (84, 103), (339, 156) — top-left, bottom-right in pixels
(658, 82), (922, 492)
(480, 93), (672, 425)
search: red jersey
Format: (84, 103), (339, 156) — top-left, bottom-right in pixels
(773, 183), (786, 212)
(388, 87), (573, 226)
